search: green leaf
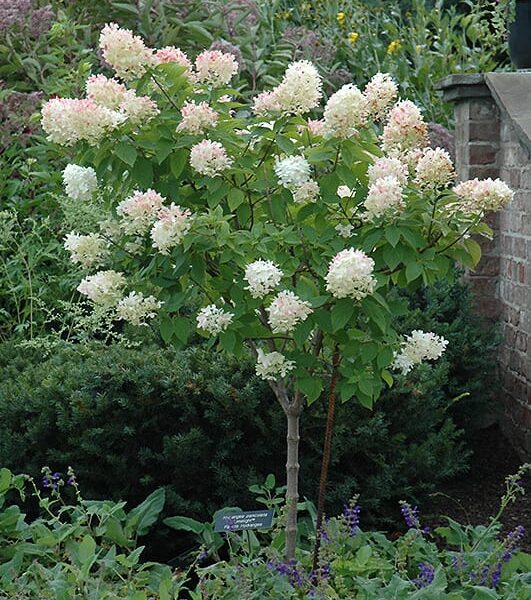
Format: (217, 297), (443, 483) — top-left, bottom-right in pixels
(385, 226), (401, 247)
(464, 237), (482, 266)
(163, 516), (205, 535)
(0, 468), (11, 494)
(405, 262), (423, 283)
(115, 142), (137, 167)
(381, 370), (393, 387)
(159, 316), (173, 343)
(170, 150), (187, 179)
(331, 299), (355, 332)
(219, 329), (236, 353)
(134, 157), (153, 188)
(78, 535), (96, 565)
(339, 381), (357, 403)
(297, 376), (324, 405)
(173, 317), (190, 344)
(228, 189), (245, 210)
(127, 488), (166, 537)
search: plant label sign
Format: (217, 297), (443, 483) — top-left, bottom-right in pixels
(214, 509), (274, 532)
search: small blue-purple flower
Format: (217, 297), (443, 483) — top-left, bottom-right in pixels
(342, 501), (361, 537)
(412, 562), (435, 588)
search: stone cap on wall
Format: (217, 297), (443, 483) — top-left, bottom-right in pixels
(437, 73), (531, 156)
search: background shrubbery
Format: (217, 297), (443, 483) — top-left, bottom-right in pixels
(0, 277), (499, 560)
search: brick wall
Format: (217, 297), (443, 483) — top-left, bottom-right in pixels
(438, 74), (531, 458)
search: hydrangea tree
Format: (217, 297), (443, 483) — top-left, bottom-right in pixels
(42, 23), (513, 559)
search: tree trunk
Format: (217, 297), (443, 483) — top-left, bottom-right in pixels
(285, 401), (302, 560)
(312, 349), (340, 571)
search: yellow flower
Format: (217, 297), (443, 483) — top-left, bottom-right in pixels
(336, 12), (346, 26)
(348, 31), (359, 44)
(387, 39), (401, 54)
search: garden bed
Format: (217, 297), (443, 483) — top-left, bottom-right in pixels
(426, 425), (530, 552)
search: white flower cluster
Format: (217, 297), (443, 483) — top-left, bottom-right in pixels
(392, 330), (448, 375)
(266, 291), (313, 333)
(335, 223), (354, 238)
(253, 60), (322, 116)
(363, 73), (398, 121)
(452, 177), (514, 214)
(381, 100), (428, 155)
(363, 175), (405, 220)
(120, 91), (159, 124)
(292, 180), (320, 204)
(196, 304), (234, 335)
(325, 248), (376, 300)
(323, 84), (367, 139)
(177, 100), (218, 134)
(367, 156), (408, 185)
(77, 270), (126, 306)
(190, 139), (233, 176)
(99, 22), (154, 80)
(62, 164), (98, 201)
(255, 349), (295, 381)
(244, 260), (283, 298)
(64, 232), (108, 269)
(194, 50), (239, 87)
(151, 203), (193, 254)
(415, 147), (455, 190)
(117, 189), (166, 235)
(116, 291), (162, 325)
(41, 98), (125, 146)
(275, 156), (312, 187)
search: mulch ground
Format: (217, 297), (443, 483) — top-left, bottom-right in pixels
(424, 425), (531, 552)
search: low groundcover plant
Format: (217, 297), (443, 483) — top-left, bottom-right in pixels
(42, 22), (514, 558)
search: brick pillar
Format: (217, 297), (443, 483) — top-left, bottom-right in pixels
(437, 74), (501, 320)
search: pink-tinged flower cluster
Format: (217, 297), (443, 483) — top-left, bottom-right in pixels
(119, 91), (159, 124)
(252, 61), (322, 116)
(41, 98), (125, 145)
(363, 176), (405, 220)
(116, 291), (162, 326)
(117, 189), (166, 234)
(325, 248), (376, 300)
(255, 349), (295, 381)
(274, 60), (323, 115)
(381, 100), (428, 155)
(292, 180), (320, 203)
(150, 203), (193, 254)
(154, 46), (194, 79)
(64, 232), (108, 269)
(190, 139), (233, 176)
(253, 90), (282, 115)
(99, 23), (154, 80)
(306, 118), (325, 136)
(337, 185), (353, 198)
(363, 73), (398, 121)
(392, 330), (448, 375)
(266, 290), (313, 333)
(323, 84), (367, 138)
(367, 156), (408, 185)
(177, 101), (218, 134)
(196, 304), (234, 335)
(195, 50), (239, 87)
(244, 260), (283, 298)
(77, 270), (126, 306)
(415, 147), (455, 190)
(86, 74), (126, 109)
(452, 177), (514, 214)
(62, 164), (98, 201)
